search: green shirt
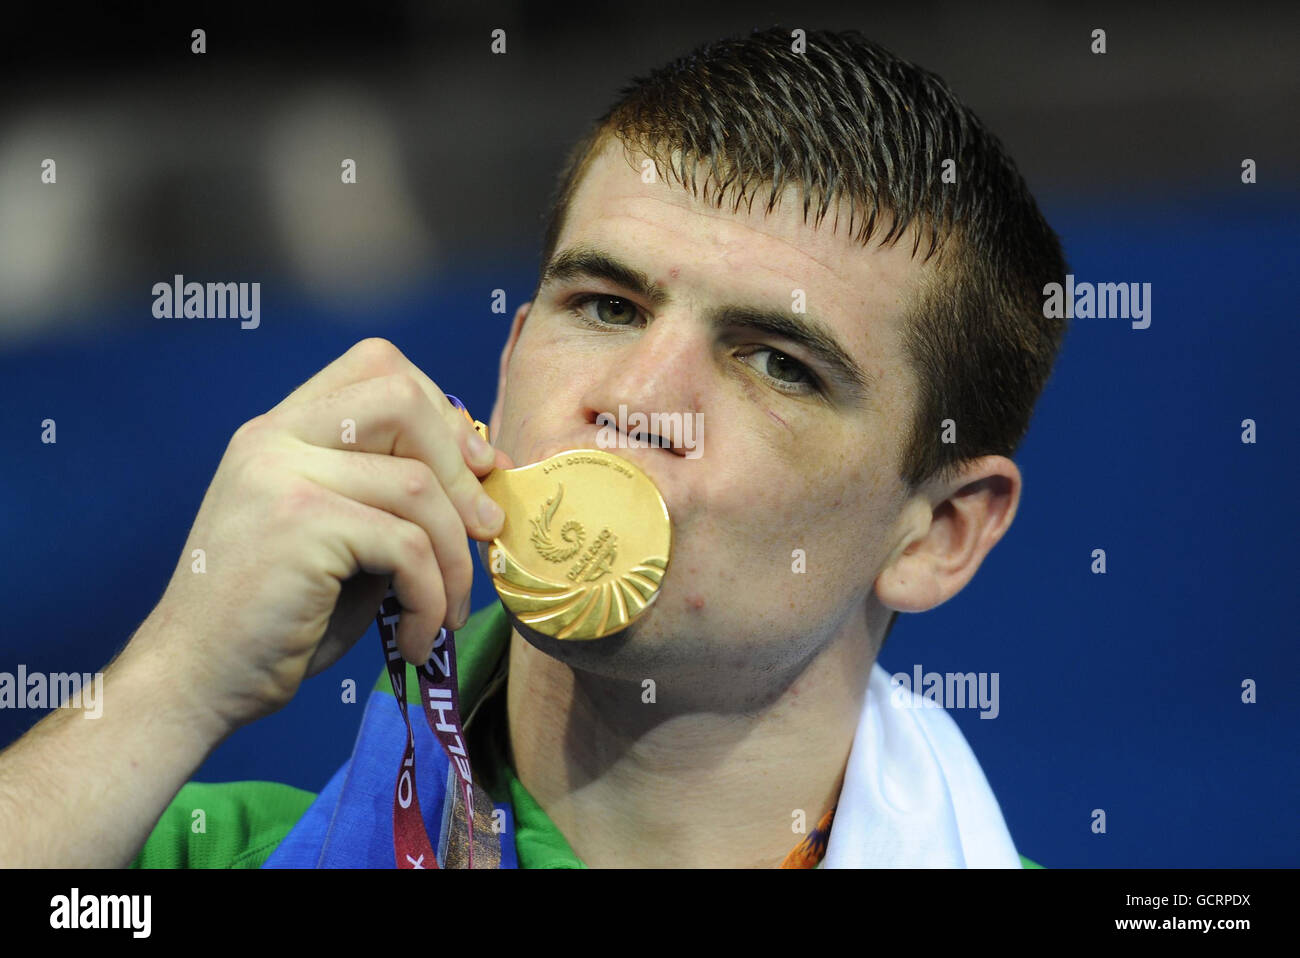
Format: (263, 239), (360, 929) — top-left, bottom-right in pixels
(130, 602), (1041, 869)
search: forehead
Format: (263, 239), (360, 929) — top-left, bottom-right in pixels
(553, 138), (930, 369)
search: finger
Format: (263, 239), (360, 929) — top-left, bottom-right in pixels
(315, 483), (450, 665)
(268, 337), (499, 485)
(290, 443), (476, 630)
(272, 374), (505, 540)
(270, 339), (475, 453)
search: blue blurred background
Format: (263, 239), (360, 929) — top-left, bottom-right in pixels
(1, 2), (1296, 867)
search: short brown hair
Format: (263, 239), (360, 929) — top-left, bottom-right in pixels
(537, 26), (1069, 490)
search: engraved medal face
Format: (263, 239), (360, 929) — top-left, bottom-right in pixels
(480, 449), (671, 640)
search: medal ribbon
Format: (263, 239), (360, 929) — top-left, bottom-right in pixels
(378, 591), (478, 869)
(376, 393), (481, 870)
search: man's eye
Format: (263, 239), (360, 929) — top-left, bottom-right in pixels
(739, 348), (818, 393)
(571, 295), (643, 327)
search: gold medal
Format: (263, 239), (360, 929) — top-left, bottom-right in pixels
(444, 399), (671, 639)
(480, 449), (672, 640)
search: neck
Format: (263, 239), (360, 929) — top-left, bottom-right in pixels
(505, 610), (878, 868)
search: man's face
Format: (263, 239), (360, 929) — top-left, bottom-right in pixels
(490, 138), (932, 685)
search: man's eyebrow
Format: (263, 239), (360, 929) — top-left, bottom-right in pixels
(541, 243), (872, 402)
(541, 244), (669, 308)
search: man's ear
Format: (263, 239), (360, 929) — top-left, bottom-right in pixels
(488, 300), (531, 443)
(875, 456), (1022, 614)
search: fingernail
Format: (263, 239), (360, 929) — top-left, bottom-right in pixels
(458, 595), (472, 628)
(478, 494), (505, 529)
(468, 432), (494, 465)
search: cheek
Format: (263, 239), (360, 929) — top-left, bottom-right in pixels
(510, 323), (563, 387)
(688, 450), (897, 597)
(502, 326), (576, 414)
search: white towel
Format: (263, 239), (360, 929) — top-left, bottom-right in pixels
(822, 662), (1022, 868)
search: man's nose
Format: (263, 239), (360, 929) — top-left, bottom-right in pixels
(578, 317), (707, 450)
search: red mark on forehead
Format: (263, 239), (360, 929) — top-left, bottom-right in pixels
(669, 267), (680, 279)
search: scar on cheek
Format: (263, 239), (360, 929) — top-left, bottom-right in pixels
(767, 408), (790, 430)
